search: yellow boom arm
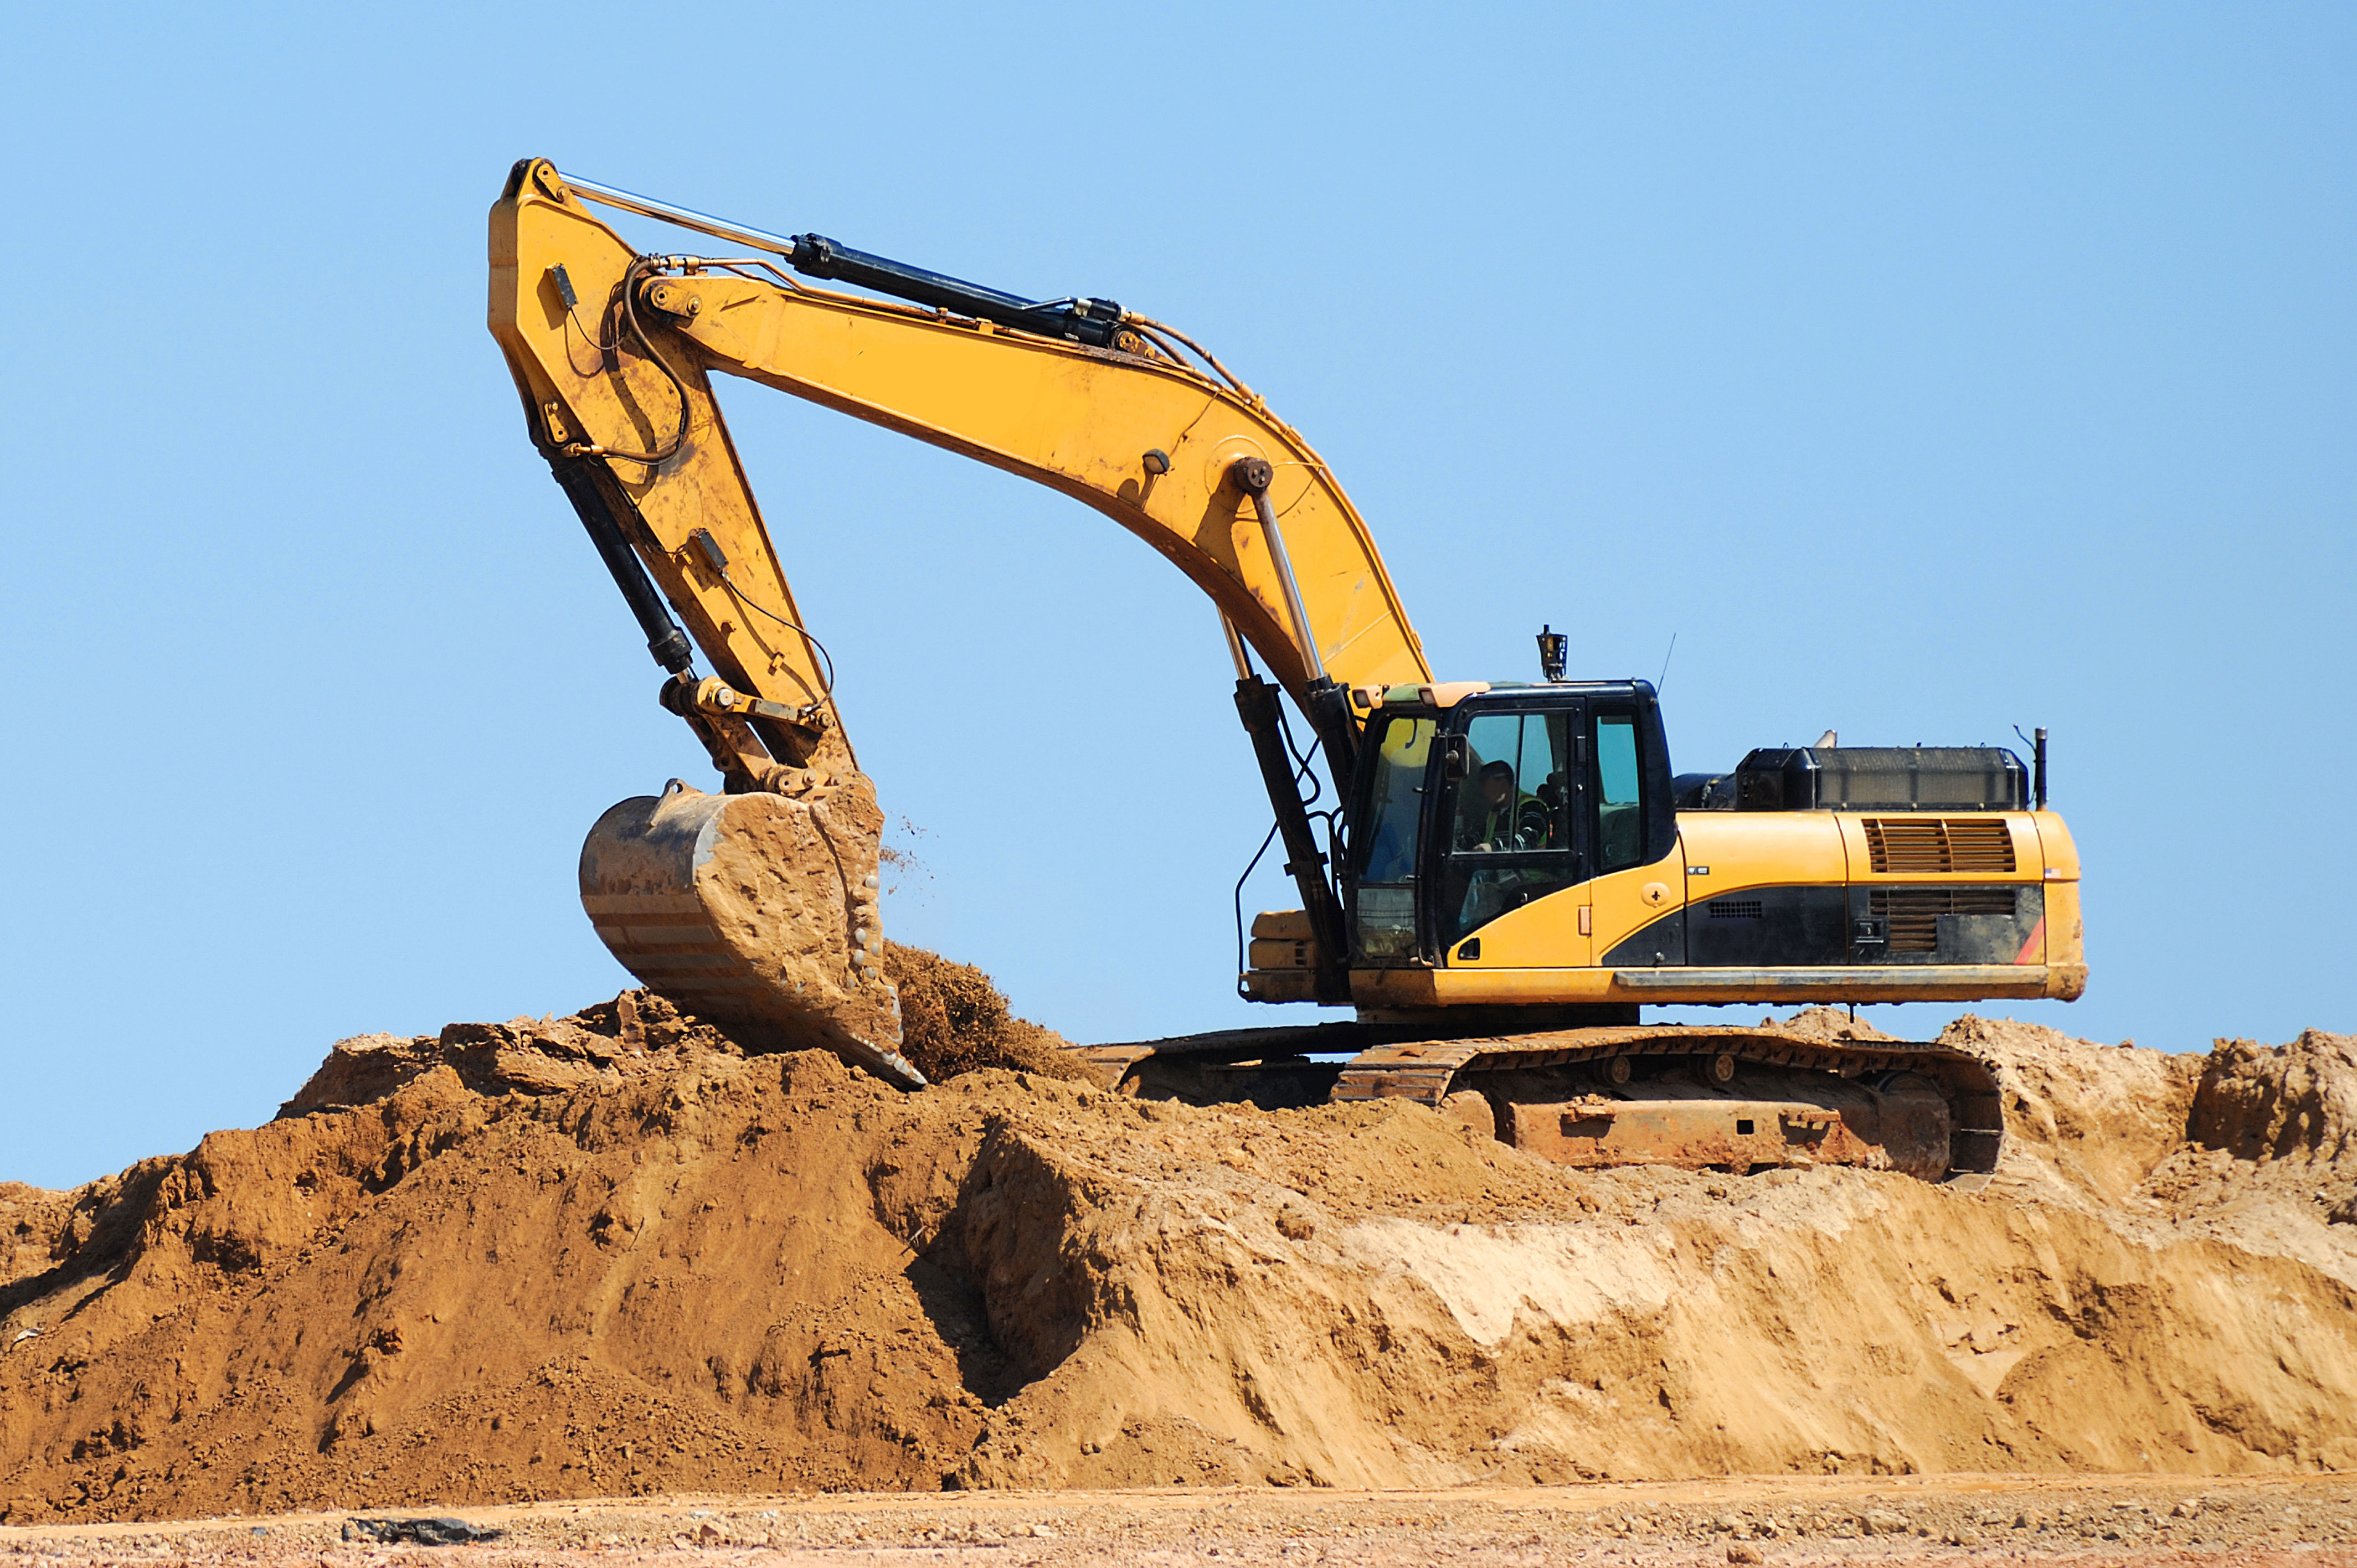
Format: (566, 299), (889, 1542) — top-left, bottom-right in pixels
(487, 158), (1430, 785)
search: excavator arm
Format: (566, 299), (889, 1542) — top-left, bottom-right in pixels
(488, 158), (1427, 1064)
(490, 159), (1429, 729)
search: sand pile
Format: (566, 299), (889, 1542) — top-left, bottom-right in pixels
(879, 945), (1085, 1085)
(2, 978), (2354, 1525)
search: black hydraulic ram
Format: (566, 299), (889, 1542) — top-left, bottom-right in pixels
(554, 170), (1124, 348)
(785, 235), (1124, 347)
(1235, 675), (1352, 1005)
(545, 453), (694, 675)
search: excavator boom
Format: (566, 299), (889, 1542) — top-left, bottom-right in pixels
(490, 161), (1430, 717)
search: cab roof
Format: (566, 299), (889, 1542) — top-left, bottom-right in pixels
(1350, 678), (1656, 713)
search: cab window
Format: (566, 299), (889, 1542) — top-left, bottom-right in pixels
(1439, 709), (1576, 947)
(1455, 712), (1570, 852)
(1594, 711), (1645, 874)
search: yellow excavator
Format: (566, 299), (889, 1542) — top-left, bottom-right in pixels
(488, 159), (2086, 1187)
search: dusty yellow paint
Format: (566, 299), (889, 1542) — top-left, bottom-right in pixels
(2030, 811), (2082, 880)
(1358, 960), (2063, 1008)
(1357, 802), (2083, 1007)
(488, 159), (1430, 747)
(1679, 811), (1852, 898)
(1448, 879), (1592, 970)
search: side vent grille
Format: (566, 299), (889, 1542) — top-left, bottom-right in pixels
(1869, 886), (2019, 953)
(1706, 899), (1764, 920)
(1862, 817), (2017, 874)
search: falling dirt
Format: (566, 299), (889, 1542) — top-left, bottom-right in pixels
(1, 976), (2353, 1528)
(881, 943), (1090, 1086)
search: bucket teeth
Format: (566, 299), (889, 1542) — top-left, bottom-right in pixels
(578, 778), (925, 1089)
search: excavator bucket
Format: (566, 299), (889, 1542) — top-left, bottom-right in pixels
(576, 776), (924, 1089)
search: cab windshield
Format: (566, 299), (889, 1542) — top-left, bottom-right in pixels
(1355, 714), (1434, 885)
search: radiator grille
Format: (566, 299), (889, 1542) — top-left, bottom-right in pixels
(1869, 886), (2019, 953)
(1706, 899), (1764, 920)
(1862, 817), (2016, 874)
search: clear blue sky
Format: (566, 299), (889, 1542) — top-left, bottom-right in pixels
(3, 4), (2349, 1189)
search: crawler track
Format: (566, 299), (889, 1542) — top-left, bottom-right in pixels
(1075, 1023), (2004, 1189)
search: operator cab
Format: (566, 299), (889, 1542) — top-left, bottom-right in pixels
(1345, 681), (1677, 967)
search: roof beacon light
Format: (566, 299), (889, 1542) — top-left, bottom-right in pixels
(1536, 624), (1568, 683)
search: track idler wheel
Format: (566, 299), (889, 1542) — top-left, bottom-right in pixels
(1693, 1051), (1736, 1086)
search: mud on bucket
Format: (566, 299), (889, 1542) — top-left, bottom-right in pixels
(578, 779), (924, 1089)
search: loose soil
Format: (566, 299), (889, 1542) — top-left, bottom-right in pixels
(1, 961), (2353, 1530)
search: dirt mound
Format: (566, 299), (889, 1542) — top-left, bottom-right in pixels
(2191, 1030), (2357, 1166)
(882, 943), (1089, 1085)
(270, 952), (1082, 1121)
(0, 1187), (71, 1291)
(3, 994), (2355, 1525)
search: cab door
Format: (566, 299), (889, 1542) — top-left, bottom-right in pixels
(1429, 703), (1587, 964)
(1586, 704), (1687, 966)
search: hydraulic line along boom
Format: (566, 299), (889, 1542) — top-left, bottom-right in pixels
(559, 173), (1125, 345)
